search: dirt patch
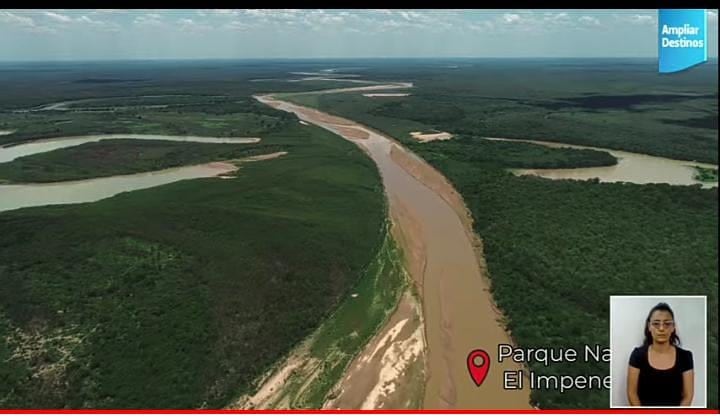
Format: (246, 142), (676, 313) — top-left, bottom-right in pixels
(297, 107), (357, 127)
(410, 131), (454, 143)
(205, 161), (238, 171)
(335, 126), (370, 140)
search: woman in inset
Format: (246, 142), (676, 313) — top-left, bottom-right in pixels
(627, 302), (694, 406)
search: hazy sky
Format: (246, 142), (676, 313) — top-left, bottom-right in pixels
(1, 9), (718, 60)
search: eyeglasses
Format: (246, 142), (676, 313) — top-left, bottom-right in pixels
(650, 321), (675, 329)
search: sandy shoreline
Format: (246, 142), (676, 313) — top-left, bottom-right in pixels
(324, 290), (425, 410)
(410, 131), (454, 143)
(363, 93), (411, 98)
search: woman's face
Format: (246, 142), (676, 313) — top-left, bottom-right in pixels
(648, 309), (675, 344)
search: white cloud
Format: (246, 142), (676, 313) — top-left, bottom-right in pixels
(378, 19), (403, 31)
(244, 9), (273, 18)
(176, 17), (212, 32)
(0, 11), (35, 27)
(614, 13), (655, 25)
(223, 20), (250, 31)
(44, 11), (72, 22)
(319, 14), (344, 24)
(399, 11), (421, 21)
(0, 11), (54, 33)
(468, 20), (496, 32)
(77, 15), (105, 25)
(544, 12), (569, 21)
(492, 11), (593, 33)
(579, 15), (600, 26)
(77, 15), (120, 32)
(498, 12), (541, 31)
(632, 15), (654, 24)
(134, 13), (164, 27)
(503, 13), (521, 24)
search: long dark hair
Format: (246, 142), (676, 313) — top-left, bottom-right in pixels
(643, 302), (681, 346)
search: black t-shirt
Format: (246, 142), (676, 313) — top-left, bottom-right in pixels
(629, 345), (694, 406)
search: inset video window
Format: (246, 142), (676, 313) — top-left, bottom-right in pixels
(610, 296), (707, 408)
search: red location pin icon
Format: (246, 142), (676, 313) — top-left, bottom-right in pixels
(467, 349), (490, 387)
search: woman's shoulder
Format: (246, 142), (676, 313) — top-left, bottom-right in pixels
(631, 345), (648, 356)
(676, 346), (693, 356)
(629, 345), (647, 367)
(675, 346), (694, 372)
(633, 344), (648, 353)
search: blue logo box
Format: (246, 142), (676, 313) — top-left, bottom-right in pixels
(658, 9), (708, 73)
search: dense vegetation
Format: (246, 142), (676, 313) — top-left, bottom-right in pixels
(286, 59), (718, 163)
(694, 166), (719, 183)
(0, 139), (284, 183)
(0, 97), (287, 147)
(283, 60), (718, 409)
(393, 134), (617, 169)
(0, 93), (387, 408)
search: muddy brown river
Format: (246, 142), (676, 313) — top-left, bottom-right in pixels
(257, 94), (532, 409)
